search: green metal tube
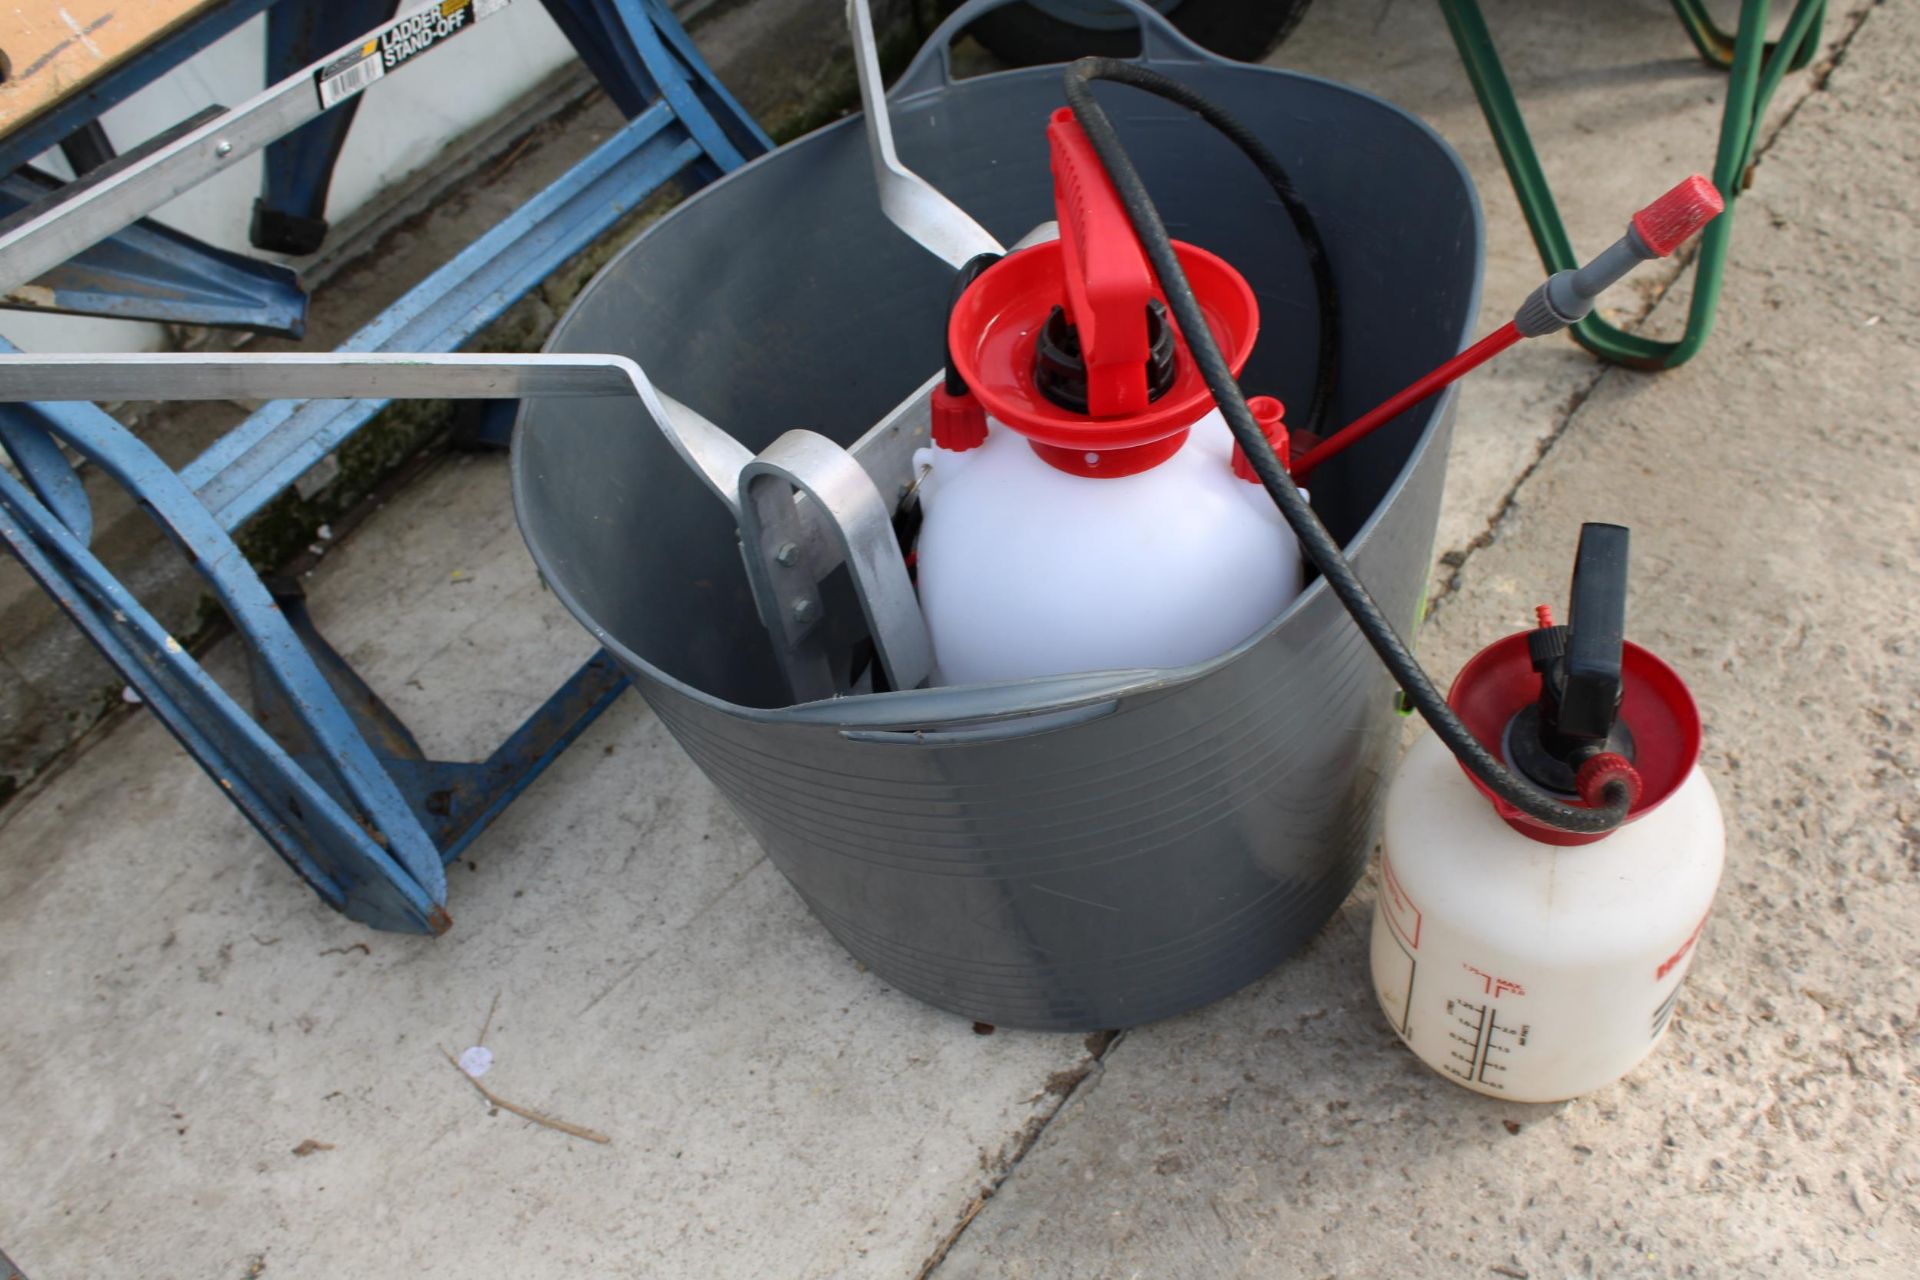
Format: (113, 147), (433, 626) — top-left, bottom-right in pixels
(1437, 0), (1578, 278)
(1442, 0), (1827, 371)
(1670, 0), (1821, 72)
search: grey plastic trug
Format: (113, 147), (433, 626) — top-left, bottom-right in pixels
(512, 7), (1484, 1030)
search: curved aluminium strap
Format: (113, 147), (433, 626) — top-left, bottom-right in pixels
(739, 430), (935, 699)
(846, 0), (1002, 267)
(0, 351), (755, 515)
(0, 348), (931, 705)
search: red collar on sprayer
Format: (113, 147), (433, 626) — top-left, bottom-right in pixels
(1447, 524), (1704, 846)
(945, 107), (1258, 479)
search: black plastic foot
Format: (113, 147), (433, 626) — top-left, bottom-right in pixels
(251, 199), (330, 255)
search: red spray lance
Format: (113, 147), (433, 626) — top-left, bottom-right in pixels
(1286, 174), (1725, 480)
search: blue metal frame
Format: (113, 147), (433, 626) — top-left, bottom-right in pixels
(542, 0), (771, 162)
(252, 0), (401, 254)
(0, 0), (777, 332)
(0, 0), (333, 329)
(183, 98), (710, 527)
(0, 0), (766, 932)
(0, 167), (307, 335)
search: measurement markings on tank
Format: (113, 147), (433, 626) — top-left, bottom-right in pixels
(1444, 998), (1489, 1082)
(1379, 850), (1423, 951)
(1381, 925), (1417, 1038)
(1444, 998), (1530, 1089)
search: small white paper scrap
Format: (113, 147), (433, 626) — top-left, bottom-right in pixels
(457, 1045), (494, 1078)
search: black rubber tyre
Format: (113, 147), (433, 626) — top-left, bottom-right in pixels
(963, 0), (1314, 66)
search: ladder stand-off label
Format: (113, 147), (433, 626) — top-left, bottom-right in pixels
(316, 0), (516, 110)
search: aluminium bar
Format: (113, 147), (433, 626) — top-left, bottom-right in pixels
(0, 350), (752, 513)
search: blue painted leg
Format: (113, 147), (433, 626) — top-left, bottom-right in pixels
(0, 456), (447, 932)
(0, 0), (759, 932)
(0, 168), (308, 335)
(0, 377), (449, 929)
(253, 0), (402, 254)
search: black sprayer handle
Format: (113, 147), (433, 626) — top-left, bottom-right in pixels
(1558, 523), (1631, 741)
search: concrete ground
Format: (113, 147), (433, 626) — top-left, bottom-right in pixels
(2, 1), (1914, 1275)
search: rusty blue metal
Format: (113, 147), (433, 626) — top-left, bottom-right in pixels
(0, 169), (307, 335)
(0, 401), (91, 544)
(184, 101), (705, 528)
(0, 0), (761, 932)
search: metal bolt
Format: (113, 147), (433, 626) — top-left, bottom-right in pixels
(774, 542), (799, 567)
(792, 598), (819, 624)
(214, 140), (234, 158)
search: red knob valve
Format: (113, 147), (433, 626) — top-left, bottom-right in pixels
(1231, 396), (1289, 482)
(1577, 752), (1645, 811)
(930, 385), (988, 451)
(1447, 630), (1700, 846)
(943, 111), (1259, 479)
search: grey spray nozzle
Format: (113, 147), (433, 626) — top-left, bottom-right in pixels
(1512, 174), (1727, 338)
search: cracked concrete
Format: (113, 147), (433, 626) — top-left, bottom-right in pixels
(1, 1), (1913, 1276)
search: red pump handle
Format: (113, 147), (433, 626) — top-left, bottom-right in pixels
(1048, 107), (1155, 417)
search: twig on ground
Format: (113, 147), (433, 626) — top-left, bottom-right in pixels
(477, 990), (501, 1047)
(438, 1047), (610, 1144)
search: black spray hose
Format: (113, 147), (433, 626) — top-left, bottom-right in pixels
(1060, 58), (1629, 835)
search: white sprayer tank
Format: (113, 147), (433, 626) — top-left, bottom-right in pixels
(914, 406), (1301, 684)
(1373, 732), (1724, 1102)
(921, 106), (1301, 686)
(1370, 527), (1724, 1102)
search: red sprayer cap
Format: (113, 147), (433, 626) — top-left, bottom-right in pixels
(930, 384), (989, 451)
(1231, 396), (1288, 481)
(946, 108), (1258, 478)
(1631, 174), (1725, 257)
(1447, 524), (1702, 846)
(1449, 633), (1700, 846)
